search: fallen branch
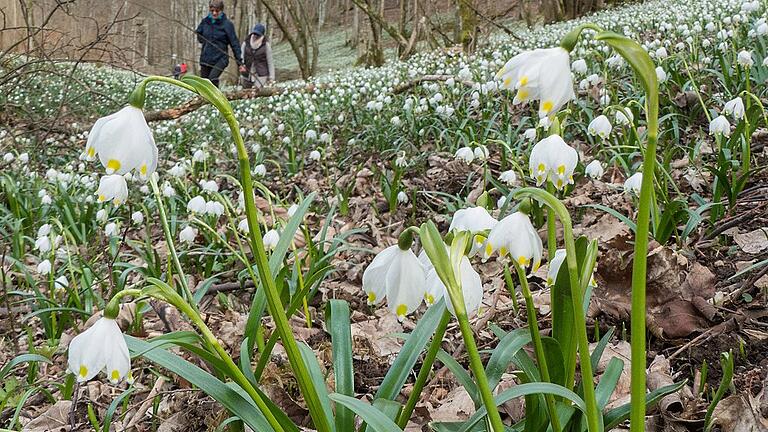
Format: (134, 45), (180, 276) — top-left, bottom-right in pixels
(143, 86), (291, 122)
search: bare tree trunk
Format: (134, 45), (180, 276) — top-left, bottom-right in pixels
(456, 0), (476, 53)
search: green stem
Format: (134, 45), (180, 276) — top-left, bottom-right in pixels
(396, 309), (451, 428)
(222, 112), (332, 432)
(511, 260), (561, 432)
(513, 188), (600, 432)
(149, 176), (195, 309)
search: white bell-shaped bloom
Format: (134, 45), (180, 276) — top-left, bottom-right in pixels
(187, 196), (207, 214)
(709, 115), (731, 137)
(179, 226), (197, 243)
(205, 200), (225, 217)
(67, 316), (130, 383)
(454, 147), (474, 163)
(588, 115), (612, 139)
(192, 149), (207, 163)
(238, 218), (250, 233)
(449, 207), (498, 233)
(528, 135), (579, 190)
(397, 191), (409, 204)
(473, 146), (489, 161)
(309, 150), (321, 161)
(585, 160), (604, 180)
(546, 249), (567, 286)
(483, 212), (542, 270)
(35, 236), (51, 253)
(84, 106), (158, 178)
(615, 108), (634, 125)
(737, 50), (754, 67)
(655, 67), (667, 83)
(253, 164), (267, 177)
(38, 224), (52, 237)
(96, 175), (128, 205)
(200, 180), (219, 193)
(131, 211), (144, 224)
(96, 209), (108, 223)
(37, 259), (51, 275)
(523, 128), (537, 141)
(499, 170), (517, 185)
(723, 97), (745, 120)
(104, 222), (119, 237)
(263, 229), (280, 250)
(362, 245), (426, 321)
(497, 47), (575, 118)
(425, 256), (483, 317)
(624, 172), (643, 195)
(571, 58), (588, 74)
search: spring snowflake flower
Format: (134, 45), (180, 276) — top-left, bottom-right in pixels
(179, 226), (197, 243)
(253, 164), (267, 177)
(96, 175), (128, 205)
(104, 222), (120, 237)
(624, 172), (643, 195)
(499, 170), (517, 185)
(497, 47), (575, 118)
(585, 160), (604, 180)
(473, 146), (489, 161)
(571, 58), (588, 74)
(205, 200), (225, 217)
(309, 150), (321, 161)
(287, 204), (299, 218)
(523, 128), (537, 141)
(67, 316), (130, 384)
(131, 211), (144, 224)
(96, 209), (108, 223)
(38, 224), (52, 237)
(454, 147), (474, 163)
(162, 183), (176, 197)
(483, 212), (542, 270)
(588, 115), (613, 139)
(547, 249), (597, 287)
(737, 50), (754, 67)
(449, 207), (498, 234)
(395, 153), (408, 168)
(397, 191), (409, 204)
(37, 259), (51, 275)
(615, 108), (634, 125)
(187, 196), (207, 214)
(362, 245), (426, 322)
(723, 97), (745, 120)
(763, 56), (768, 67)
(655, 66), (667, 83)
(83, 106), (158, 179)
(263, 229), (280, 250)
(35, 236), (51, 253)
(192, 149), (207, 163)
(709, 115), (731, 137)
(3, 153), (14, 163)
(425, 255), (484, 317)
(529, 135), (579, 190)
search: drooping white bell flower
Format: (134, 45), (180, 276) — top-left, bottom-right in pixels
(528, 135), (579, 190)
(454, 147), (475, 163)
(96, 175), (128, 206)
(200, 180), (219, 193)
(362, 245), (426, 321)
(723, 97), (745, 120)
(238, 218), (250, 233)
(186, 196), (207, 214)
(571, 58), (588, 74)
(192, 149), (207, 163)
(37, 259), (52, 275)
(615, 108), (634, 126)
(253, 164), (267, 177)
(179, 226), (197, 243)
(473, 146), (489, 161)
(309, 150), (322, 161)
(38, 224), (52, 238)
(397, 191), (409, 204)
(497, 47), (575, 118)
(131, 211), (144, 225)
(624, 172), (643, 195)
(96, 209), (108, 223)
(588, 115), (613, 139)
(35, 236), (51, 253)
(655, 67), (667, 83)
(523, 128), (537, 141)
(737, 50), (754, 67)
(709, 115), (731, 137)
(585, 160), (604, 180)
(67, 316), (130, 383)
(263, 229), (280, 250)
(499, 170), (517, 185)
(483, 212), (543, 270)
(426, 255), (484, 317)
(546, 249), (567, 286)
(450, 207), (498, 234)
(205, 200), (225, 217)
(104, 222), (120, 237)
(83, 106), (158, 178)
(287, 204), (299, 218)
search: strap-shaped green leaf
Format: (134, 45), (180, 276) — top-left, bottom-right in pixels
(0, 354), (51, 381)
(328, 393), (403, 432)
(298, 343), (336, 432)
(436, 350), (480, 407)
(326, 300), (355, 432)
(603, 381), (686, 429)
(595, 357), (624, 410)
(485, 328), (531, 391)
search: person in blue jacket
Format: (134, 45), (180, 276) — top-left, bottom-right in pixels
(195, 0), (245, 87)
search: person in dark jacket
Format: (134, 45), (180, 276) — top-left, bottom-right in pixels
(195, 0), (245, 87)
(240, 23), (275, 89)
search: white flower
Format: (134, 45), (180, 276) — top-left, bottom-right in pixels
(199, 180), (219, 193)
(96, 175), (128, 205)
(737, 50), (754, 67)
(253, 164), (267, 177)
(205, 200), (225, 217)
(131, 211), (144, 224)
(18, 153), (28, 163)
(38, 224), (52, 237)
(263, 229), (280, 250)
(587, 115), (613, 139)
(473, 146), (489, 161)
(55, 275), (69, 291)
(723, 97), (745, 120)
(84, 106), (158, 178)
(397, 191), (409, 204)
(104, 222), (120, 237)
(655, 66), (667, 83)
(655, 47), (668, 59)
(305, 129), (317, 141)
(3, 153), (14, 163)
(571, 58), (588, 74)
(483, 212), (542, 270)
(529, 135), (579, 190)
(309, 150), (321, 161)
(546, 249), (567, 286)
(523, 128), (537, 141)
(187, 196), (207, 213)
(67, 316), (130, 383)
(615, 108), (634, 125)
(499, 170), (517, 185)
(169, 164), (186, 177)
(497, 47), (575, 117)
(192, 149), (207, 163)
(763, 56), (768, 67)
(287, 204), (299, 218)
(37, 259), (51, 275)
(709, 115), (731, 137)
(395, 154), (408, 168)
(497, 196), (507, 209)
(454, 146), (474, 163)
(238, 218), (250, 233)
(35, 236), (51, 253)
(425, 255), (484, 317)
(96, 209), (108, 223)
(41, 194), (52, 205)
(362, 245), (426, 321)
(624, 172), (643, 195)
(449, 207), (498, 233)
(585, 160), (604, 180)
(179, 226), (197, 243)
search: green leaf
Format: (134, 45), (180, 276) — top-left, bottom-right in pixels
(375, 299), (447, 401)
(581, 204), (637, 232)
(328, 393), (403, 432)
(102, 387), (134, 432)
(419, 222), (458, 289)
(485, 329), (531, 391)
(0, 354), (51, 381)
(125, 335), (277, 431)
(326, 300), (355, 432)
(603, 381), (686, 429)
(436, 350), (480, 407)
(458, 383), (587, 432)
(372, 398), (402, 423)
(590, 327), (616, 371)
(541, 337), (566, 387)
(298, 343), (336, 432)
(595, 31), (658, 97)
(595, 357), (624, 410)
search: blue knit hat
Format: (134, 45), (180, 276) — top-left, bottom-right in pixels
(252, 23), (265, 36)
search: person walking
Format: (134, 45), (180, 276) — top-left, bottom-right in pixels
(240, 23), (275, 89)
(195, 0), (245, 87)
